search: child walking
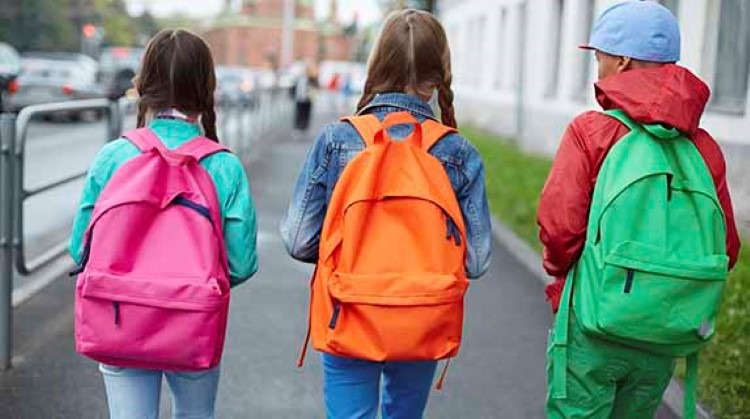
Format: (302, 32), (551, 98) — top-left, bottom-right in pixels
(538, 2), (740, 418)
(69, 29), (258, 419)
(281, 9), (491, 419)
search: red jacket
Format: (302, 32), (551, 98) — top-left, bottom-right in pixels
(537, 64), (741, 312)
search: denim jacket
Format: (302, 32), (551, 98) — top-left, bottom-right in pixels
(280, 93), (491, 279)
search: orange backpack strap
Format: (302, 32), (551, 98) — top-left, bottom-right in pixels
(340, 115), (382, 147)
(421, 119), (458, 152)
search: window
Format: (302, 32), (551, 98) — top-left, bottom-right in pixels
(546, 0), (565, 97)
(448, 24), (460, 83)
(575, 0), (596, 101)
(461, 19), (474, 86)
(477, 16), (486, 88)
(475, 16), (484, 87)
(495, 7), (508, 90)
(711, 0), (750, 114)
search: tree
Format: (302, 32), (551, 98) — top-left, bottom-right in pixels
(135, 11), (161, 43)
(0, 0), (77, 52)
(94, 0), (136, 46)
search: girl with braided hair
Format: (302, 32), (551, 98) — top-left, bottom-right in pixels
(70, 29), (258, 418)
(282, 9), (491, 418)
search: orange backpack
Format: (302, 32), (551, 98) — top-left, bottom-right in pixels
(298, 111), (469, 375)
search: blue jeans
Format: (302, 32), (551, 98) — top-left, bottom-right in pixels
(99, 363), (221, 419)
(322, 354), (437, 419)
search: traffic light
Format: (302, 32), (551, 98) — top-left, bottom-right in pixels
(82, 24), (97, 38)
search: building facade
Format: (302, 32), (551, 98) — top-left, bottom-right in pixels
(439, 0), (750, 229)
(204, 0), (355, 69)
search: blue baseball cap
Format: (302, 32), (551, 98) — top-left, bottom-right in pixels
(580, 0), (681, 63)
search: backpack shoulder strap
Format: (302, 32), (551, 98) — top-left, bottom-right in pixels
(177, 136), (230, 161)
(340, 115), (381, 147)
(421, 119), (458, 151)
(122, 128), (166, 153)
(603, 109), (639, 131)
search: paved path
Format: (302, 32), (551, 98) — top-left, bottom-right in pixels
(1, 109), (554, 418)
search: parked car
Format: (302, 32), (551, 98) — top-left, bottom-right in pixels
(6, 54), (106, 119)
(215, 66), (257, 108)
(98, 46), (143, 95)
(0, 42), (21, 111)
(23, 51), (99, 77)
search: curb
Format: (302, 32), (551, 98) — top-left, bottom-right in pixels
(489, 215), (712, 419)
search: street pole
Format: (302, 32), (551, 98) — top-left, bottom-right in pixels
(0, 114), (16, 370)
(280, 0), (295, 70)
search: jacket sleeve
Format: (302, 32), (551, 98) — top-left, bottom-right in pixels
(458, 143), (492, 279)
(279, 127), (330, 263)
(694, 129), (741, 270)
(68, 141), (125, 263)
(222, 154), (259, 287)
(716, 169), (741, 270)
(69, 160), (104, 264)
(537, 120), (594, 311)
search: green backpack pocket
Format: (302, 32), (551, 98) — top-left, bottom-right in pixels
(592, 241), (727, 354)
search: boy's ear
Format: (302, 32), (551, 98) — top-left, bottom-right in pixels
(618, 56), (633, 73)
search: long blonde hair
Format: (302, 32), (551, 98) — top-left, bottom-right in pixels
(357, 9), (457, 128)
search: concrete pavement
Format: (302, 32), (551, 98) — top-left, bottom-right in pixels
(1, 108), (553, 418)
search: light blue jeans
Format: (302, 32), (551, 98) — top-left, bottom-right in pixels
(322, 354), (437, 419)
(99, 363), (221, 419)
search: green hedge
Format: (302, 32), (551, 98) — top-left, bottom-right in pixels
(466, 126), (749, 418)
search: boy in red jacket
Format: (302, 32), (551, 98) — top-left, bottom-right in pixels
(538, 1), (740, 417)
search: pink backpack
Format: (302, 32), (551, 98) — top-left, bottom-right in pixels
(74, 128), (231, 371)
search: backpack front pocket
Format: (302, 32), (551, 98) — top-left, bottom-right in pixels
(325, 272), (468, 361)
(75, 272), (229, 370)
(595, 242), (727, 353)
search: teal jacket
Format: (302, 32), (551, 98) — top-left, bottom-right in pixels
(68, 118), (259, 286)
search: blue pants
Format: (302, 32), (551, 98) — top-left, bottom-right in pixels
(99, 363), (221, 419)
(322, 353), (437, 419)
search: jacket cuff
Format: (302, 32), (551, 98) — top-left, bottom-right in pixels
(545, 277), (566, 313)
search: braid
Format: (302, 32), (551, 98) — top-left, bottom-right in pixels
(202, 106), (218, 142)
(136, 101), (147, 129)
(438, 81), (457, 129)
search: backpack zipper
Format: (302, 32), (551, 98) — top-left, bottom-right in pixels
(624, 269), (635, 294)
(173, 197), (213, 223)
(69, 231), (94, 277)
(329, 303), (341, 329)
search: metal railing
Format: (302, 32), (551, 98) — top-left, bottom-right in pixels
(13, 99), (116, 275)
(0, 88), (293, 370)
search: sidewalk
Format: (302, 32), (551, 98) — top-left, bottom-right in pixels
(1, 109), (553, 418)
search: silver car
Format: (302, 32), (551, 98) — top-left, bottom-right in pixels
(7, 54), (106, 119)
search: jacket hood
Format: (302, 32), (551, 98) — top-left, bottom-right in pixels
(595, 64), (710, 135)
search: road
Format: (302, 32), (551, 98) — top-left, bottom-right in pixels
(1, 106), (555, 418)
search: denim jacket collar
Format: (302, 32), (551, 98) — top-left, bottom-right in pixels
(358, 93), (437, 121)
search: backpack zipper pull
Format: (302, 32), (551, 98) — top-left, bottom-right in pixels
(113, 302), (120, 326)
(329, 303), (341, 329)
(624, 270), (635, 294)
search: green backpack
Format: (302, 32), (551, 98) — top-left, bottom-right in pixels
(550, 109), (729, 418)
